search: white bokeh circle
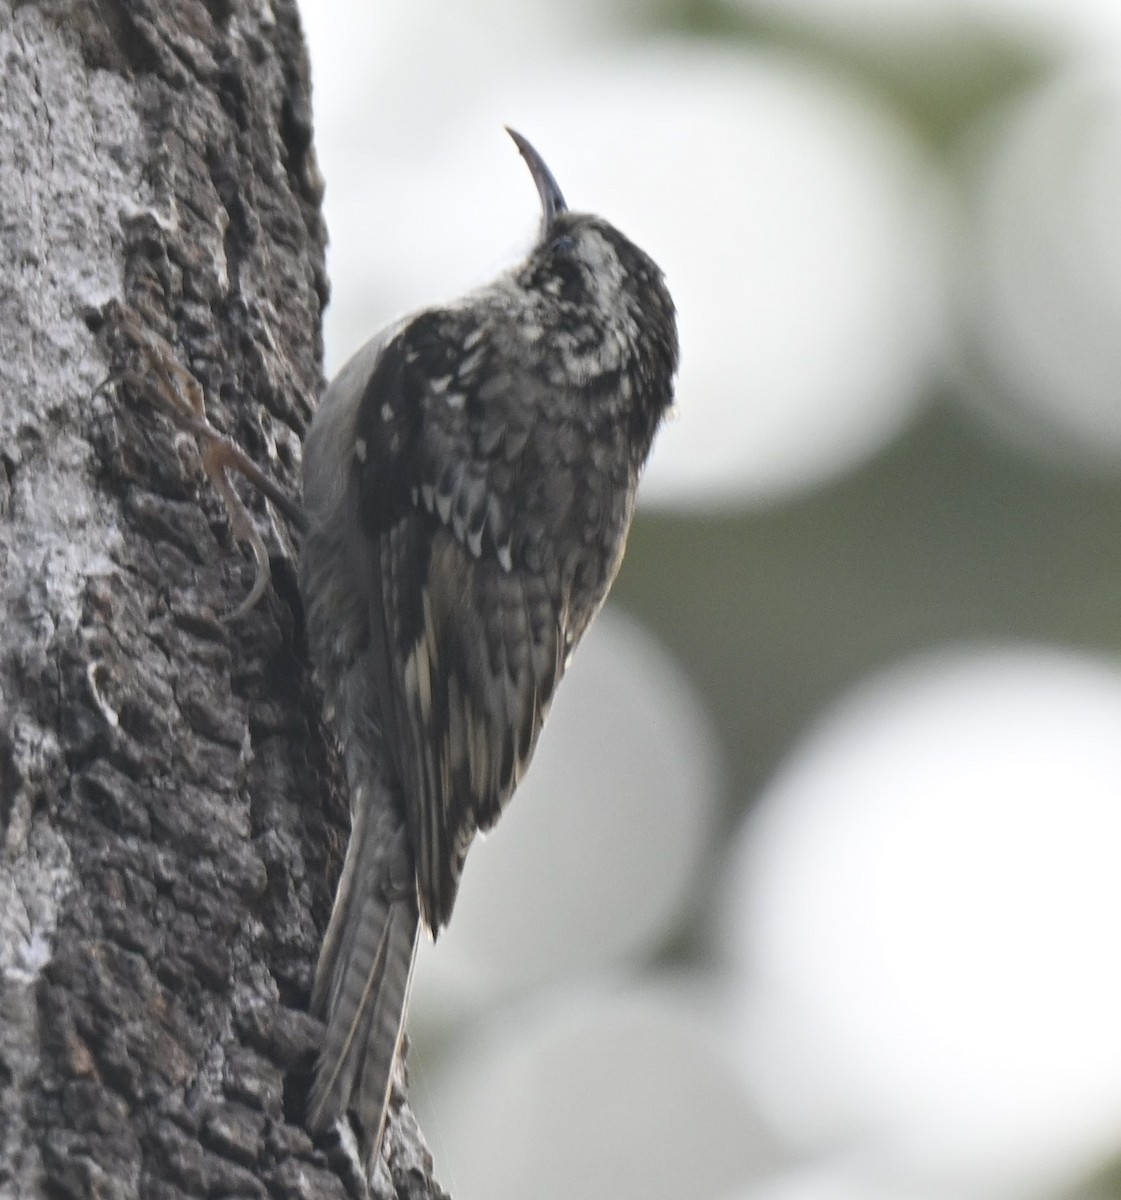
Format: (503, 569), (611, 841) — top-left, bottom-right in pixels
(422, 982), (775, 1200)
(410, 607), (720, 1020)
(727, 645), (1121, 1192)
(735, 1156), (974, 1200)
(957, 70), (1121, 469)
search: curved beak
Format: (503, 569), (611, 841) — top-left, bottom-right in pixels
(505, 127), (567, 226)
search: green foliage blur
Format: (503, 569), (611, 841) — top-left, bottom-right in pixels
(607, 7), (1121, 1196)
(613, 0), (1121, 832)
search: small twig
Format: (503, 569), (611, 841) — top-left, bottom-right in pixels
(104, 304), (306, 618)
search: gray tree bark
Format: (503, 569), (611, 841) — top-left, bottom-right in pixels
(0, 3), (443, 1197)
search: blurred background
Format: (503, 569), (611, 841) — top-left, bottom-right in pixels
(298, 2), (1121, 1198)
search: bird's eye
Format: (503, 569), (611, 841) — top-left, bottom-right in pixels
(548, 234), (576, 256)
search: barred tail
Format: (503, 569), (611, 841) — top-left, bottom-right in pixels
(308, 783), (419, 1166)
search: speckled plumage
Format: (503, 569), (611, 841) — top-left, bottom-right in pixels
(299, 132), (678, 1169)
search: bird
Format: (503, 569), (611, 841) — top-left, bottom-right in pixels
(298, 127), (679, 1168)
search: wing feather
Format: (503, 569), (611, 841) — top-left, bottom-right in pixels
(383, 528), (565, 932)
(354, 315), (572, 934)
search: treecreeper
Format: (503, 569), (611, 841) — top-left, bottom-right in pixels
(299, 128), (679, 1168)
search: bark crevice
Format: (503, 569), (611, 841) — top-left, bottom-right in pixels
(0, 2), (443, 1196)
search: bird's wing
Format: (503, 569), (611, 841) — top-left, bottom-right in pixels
(352, 313), (568, 934)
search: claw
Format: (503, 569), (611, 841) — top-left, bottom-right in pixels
(204, 439), (274, 621)
(107, 304), (305, 617)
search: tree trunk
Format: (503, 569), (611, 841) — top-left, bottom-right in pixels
(0, 3), (442, 1196)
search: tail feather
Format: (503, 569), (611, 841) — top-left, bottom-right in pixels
(355, 901), (419, 1133)
(308, 787), (419, 1166)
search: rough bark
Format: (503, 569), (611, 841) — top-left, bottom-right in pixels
(0, 2), (443, 1197)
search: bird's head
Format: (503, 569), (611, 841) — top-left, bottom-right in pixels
(505, 127), (677, 383)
